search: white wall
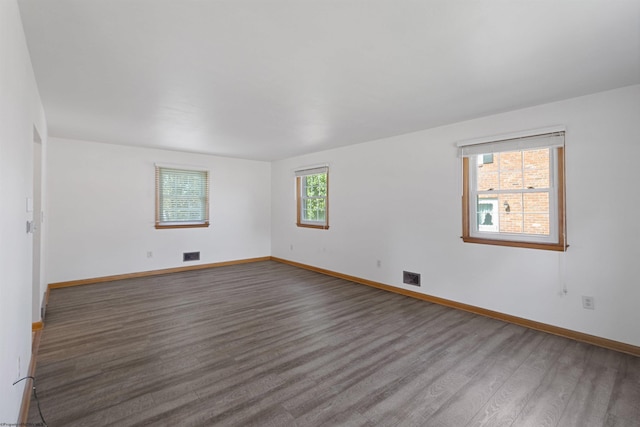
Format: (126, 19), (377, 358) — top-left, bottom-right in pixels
(46, 138), (271, 283)
(0, 0), (48, 422)
(272, 85), (640, 347)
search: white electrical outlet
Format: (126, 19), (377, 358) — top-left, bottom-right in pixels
(147, 251), (153, 258)
(290, 244), (293, 251)
(376, 260), (381, 267)
(582, 296), (595, 310)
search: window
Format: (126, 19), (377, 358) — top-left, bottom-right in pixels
(459, 130), (566, 251)
(296, 166), (329, 229)
(155, 165), (209, 229)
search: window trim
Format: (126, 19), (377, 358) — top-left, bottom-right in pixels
(155, 165), (210, 230)
(461, 141), (566, 251)
(295, 167), (329, 230)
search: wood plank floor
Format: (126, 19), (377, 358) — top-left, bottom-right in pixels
(29, 261), (640, 426)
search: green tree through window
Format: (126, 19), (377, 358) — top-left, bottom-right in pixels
(302, 173), (327, 222)
(296, 167), (329, 229)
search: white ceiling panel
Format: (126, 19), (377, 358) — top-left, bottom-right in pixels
(18, 0), (640, 160)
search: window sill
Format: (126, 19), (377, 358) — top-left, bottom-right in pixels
(296, 223), (330, 230)
(461, 236), (567, 251)
(155, 223), (210, 229)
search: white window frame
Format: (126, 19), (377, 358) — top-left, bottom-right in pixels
(155, 164), (210, 229)
(295, 166), (329, 230)
(468, 148), (559, 244)
(458, 127), (567, 251)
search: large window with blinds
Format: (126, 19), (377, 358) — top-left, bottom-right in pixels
(458, 129), (566, 251)
(155, 165), (210, 229)
(295, 166), (329, 229)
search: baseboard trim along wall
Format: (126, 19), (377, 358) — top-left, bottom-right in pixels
(48, 256), (271, 289)
(18, 329), (42, 426)
(270, 257), (640, 357)
(31, 321), (43, 331)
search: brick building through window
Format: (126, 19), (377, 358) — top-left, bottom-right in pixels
(459, 129), (566, 251)
(476, 148), (551, 236)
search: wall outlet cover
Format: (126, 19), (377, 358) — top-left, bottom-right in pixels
(582, 296), (595, 310)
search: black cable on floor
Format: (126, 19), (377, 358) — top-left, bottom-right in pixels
(13, 376), (48, 427)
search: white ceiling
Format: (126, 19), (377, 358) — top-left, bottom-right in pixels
(18, 0), (640, 161)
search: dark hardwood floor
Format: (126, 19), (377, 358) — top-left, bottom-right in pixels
(29, 261), (640, 426)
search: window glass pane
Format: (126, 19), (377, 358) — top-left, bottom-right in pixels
(498, 193), (523, 233)
(498, 151), (523, 190)
(474, 148), (553, 238)
(500, 213), (524, 233)
(476, 154), (499, 191)
(476, 190), (551, 236)
(303, 198), (325, 221)
(304, 173), (327, 197)
(477, 196), (499, 232)
(523, 213), (550, 235)
(523, 192), (550, 235)
(476, 149), (550, 192)
(523, 149), (550, 189)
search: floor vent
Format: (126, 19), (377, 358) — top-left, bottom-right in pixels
(403, 271), (421, 286)
(183, 252), (200, 262)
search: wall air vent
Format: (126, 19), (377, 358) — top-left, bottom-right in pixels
(183, 252), (200, 262)
(403, 271), (421, 286)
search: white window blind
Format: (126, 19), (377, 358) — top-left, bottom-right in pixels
(458, 129), (565, 157)
(155, 166), (209, 225)
(295, 166), (328, 177)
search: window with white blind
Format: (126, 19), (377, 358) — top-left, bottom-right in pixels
(155, 165), (210, 229)
(458, 129), (567, 251)
(295, 166), (329, 229)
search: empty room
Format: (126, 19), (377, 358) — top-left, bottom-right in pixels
(2, 0), (639, 426)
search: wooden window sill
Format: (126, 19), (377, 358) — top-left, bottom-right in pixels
(461, 236), (567, 251)
(155, 223), (210, 229)
(296, 223), (330, 230)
